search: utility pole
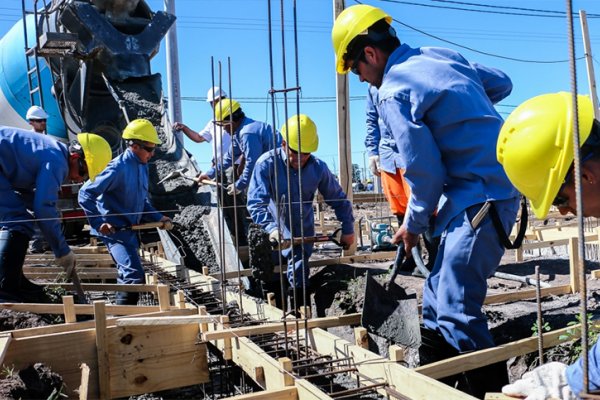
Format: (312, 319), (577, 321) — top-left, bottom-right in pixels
(580, 10), (599, 120)
(333, 0), (352, 202)
(333, 0), (355, 254)
(165, 0), (183, 141)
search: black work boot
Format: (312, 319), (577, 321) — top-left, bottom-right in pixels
(418, 327), (468, 389)
(459, 359), (509, 399)
(116, 291), (139, 305)
(0, 230), (30, 302)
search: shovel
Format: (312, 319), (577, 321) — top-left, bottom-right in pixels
(157, 168), (191, 185)
(361, 245), (421, 347)
(275, 228), (344, 250)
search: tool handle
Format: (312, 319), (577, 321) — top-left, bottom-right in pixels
(411, 247), (430, 278)
(200, 179), (218, 186)
(289, 228), (344, 246)
(388, 245), (406, 285)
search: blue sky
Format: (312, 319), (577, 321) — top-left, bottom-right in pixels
(2, 0), (600, 177)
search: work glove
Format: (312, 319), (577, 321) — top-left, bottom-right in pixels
(368, 155), (381, 177)
(340, 233), (355, 250)
(269, 229), (282, 246)
(227, 183), (242, 196)
(56, 251), (77, 276)
(502, 362), (575, 400)
(160, 218), (174, 231)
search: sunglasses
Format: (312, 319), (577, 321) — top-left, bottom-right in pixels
(133, 141), (156, 153)
(552, 151), (596, 208)
(349, 49), (365, 75)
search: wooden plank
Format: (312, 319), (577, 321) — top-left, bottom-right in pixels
(224, 387), (298, 400)
(79, 363), (90, 400)
(203, 313), (361, 341)
(115, 315), (219, 326)
(415, 324), (579, 379)
(107, 324), (209, 398)
(569, 237), (581, 293)
(63, 295), (76, 323)
(0, 303), (161, 315)
(10, 309), (197, 338)
(43, 283), (159, 292)
(308, 327), (476, 400)
(94, 301), (110, 400)
(484, 284), (571, 305)
(308, 251), (396, 268)
(0, 332), (12, 365)
(295, 379), (334, 400)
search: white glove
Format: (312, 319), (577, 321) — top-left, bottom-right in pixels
(502, 362), (575, 400)
(227, 183), (242, 196)
(56, 251), (77, 276)
(269, 229), (281, 245)
(369, 155), (381, 177)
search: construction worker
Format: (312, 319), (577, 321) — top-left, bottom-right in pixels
(366, 84), (438, 275)
(0, 126), (111, 303)
(26, 105), (49, 134)
(197, 99), (281, 244)
(247, 115), (355, 310)
(26, 105), (51, 253)
(498, 92), (600, 399)
(173, 86), (233, 173)
(78, 119), (173, 305)
(332, 5), (519, 396)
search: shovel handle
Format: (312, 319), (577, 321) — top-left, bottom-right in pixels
(116, 222), (166, 231)
(389, 245), (406, 285)
(200, 179), (219, 187)
(288, 228), (343, 247)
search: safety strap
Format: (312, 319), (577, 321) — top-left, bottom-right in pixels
(489, 196), (528, 250)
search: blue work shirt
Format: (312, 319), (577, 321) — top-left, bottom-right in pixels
(0, 126), (71, 257)
(365, 85), (401, 173)
(247, 148), (354, 238)
(78, 148), (163, 238)
(377, 44), (518, 236)
(206, 117), (281, 191)
(567, 342), (600, 397)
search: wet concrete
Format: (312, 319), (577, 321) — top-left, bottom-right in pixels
(247, 223), (274, 281)
(109, 77), (221, 274)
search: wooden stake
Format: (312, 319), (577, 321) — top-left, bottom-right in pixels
(569, 237), (580, 293)
(94, 301), (110, 399)
(354, 327), (368, 349)
(198, 306), (209, 333)
(278, 357), (294, 387)
(220, 315), (232, 360)
(62, 295), (76, 324)
(176, 290), (186, 309)
(79, 363), (90, 400)
(157, 284), (170, 311)
(389, 345), (405, 362)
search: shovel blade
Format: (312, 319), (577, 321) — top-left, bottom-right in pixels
(361, 272), (421, 348)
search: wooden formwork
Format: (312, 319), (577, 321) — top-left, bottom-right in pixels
(3, 227), (595, 400)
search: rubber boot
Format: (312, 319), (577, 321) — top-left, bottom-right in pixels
(458, 359), (509, 399)
(0, 230), (51, 303)
(116, 291), (139, 305)
(418, 327), (467, 389)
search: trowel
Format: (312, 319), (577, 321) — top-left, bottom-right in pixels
(157, 168), (222, 187)
(361, 245), (421, 348)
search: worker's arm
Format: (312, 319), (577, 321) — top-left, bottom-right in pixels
(205, 135), (238, 179)
(364, 86), (381, 157)
(173, 121), (211, 143)
(470, 62), (513, 105)
(247, 159), (278, 234)
(319, 162), (354, 236)
(78, 163), (119, 232)
(235, 133), (262, 191)
(33, 160), (71, 258)
(566, 342), (600, 395)
(380, 96), (445, 236)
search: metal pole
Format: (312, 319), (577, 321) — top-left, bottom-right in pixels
(580, 10), (600, 120)
(164, 0), (183, 141)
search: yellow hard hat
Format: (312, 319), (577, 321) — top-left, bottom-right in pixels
(122, 119), (162, 144)
(497, 92), (595, 219)
(77, 133), (112, 182)
(214, 98), (241, 123)
(331, 4), (391, 74)
(281, 114), (319, 153)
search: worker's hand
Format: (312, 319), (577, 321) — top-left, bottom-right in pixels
(56, 251), (77, 276)
(269, 229), (282, 248)
(160, 217), (173, 231)
(391, 225), (419, 255)
(502, 362), (574, 400)
(340, 233), (355, 250)
(227, 183), (242, 196)
(99, 223), (116, 235)
(369, 155), (381, 177)
(196, 173), (210, 185)
(172, 122), (188, 132)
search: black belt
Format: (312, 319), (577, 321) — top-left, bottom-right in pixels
(471, 197), (528, 250)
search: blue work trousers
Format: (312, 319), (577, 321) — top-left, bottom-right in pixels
(422, 197), (519, 352)
(102, 233), (144, 285)
(282, 244), (313, 289)
(0, 175), (34, 237)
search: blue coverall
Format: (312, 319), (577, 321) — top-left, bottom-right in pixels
(567, 343), (600, 396)
(377, 44), (519, 352)
(365, 85), (401, 174)
(247, 148), (354, 288)
(206, 117), (281, 192)
(78, 148), (163, 285)
(0, 126), (71, 257)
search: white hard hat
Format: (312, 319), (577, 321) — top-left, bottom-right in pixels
(206, 86), (227, 103)
(26, 105), (49, 120)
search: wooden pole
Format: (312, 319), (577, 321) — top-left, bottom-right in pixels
(580, 10), (599, 120)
